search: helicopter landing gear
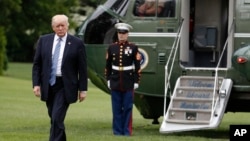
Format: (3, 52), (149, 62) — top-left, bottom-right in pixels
(152, 118), (159, 124)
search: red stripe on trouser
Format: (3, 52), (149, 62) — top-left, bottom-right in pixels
(128, 112), (133, 135)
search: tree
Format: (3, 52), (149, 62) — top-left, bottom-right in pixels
(80, 0), (106, 8)
(1, 0), (105, 71)
(0, 0), (22, 74)
(6, 0), (80, 62)
(0, 27), (7, 75)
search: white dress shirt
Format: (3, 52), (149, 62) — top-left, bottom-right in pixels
(52, 33), (67, 76)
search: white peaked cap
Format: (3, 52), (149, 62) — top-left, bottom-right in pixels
(115, 23), (133, 31)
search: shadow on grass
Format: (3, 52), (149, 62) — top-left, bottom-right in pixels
(170, 129), (229, 139)
(133, 123), (229, 139)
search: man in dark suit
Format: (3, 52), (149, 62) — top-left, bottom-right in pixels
(32, 14), (87, 141)
(105, 23), (141, 136)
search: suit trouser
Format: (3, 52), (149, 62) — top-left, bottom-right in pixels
(47, 77), (69, 141)
(111, 89), (133, 136)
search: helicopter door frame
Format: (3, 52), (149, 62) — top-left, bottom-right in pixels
(227, 0), (235, 68)
(180, 0), (234, 69)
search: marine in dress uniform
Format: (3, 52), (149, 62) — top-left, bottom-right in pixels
(105, 23), (141, 136)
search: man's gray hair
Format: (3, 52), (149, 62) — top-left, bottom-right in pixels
(51, 14), (69, 26)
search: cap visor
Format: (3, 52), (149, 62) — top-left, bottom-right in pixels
(117, 29), (128, 33)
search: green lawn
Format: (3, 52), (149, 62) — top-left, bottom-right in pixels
(0, 62), (250, 141)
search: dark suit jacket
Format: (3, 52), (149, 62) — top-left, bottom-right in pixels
(32, 33), (87, 104)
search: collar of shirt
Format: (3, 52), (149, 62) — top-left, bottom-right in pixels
(54, 33), (67, 43)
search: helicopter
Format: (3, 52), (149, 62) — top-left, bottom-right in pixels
(77, 0), (250, 133)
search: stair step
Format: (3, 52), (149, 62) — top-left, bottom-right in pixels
(167, 108), (212, 123)
(175, 87), (215, 99)
(169, 108), (212, 113)
(177, 86), (215, 91)
(166, 119), (210, 124)
(171, 98), (213, 109)
(180, 76), (224, 81)
(179, 76), (223, 88)
(172, 97), (213, 102)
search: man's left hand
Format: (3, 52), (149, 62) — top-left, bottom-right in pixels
(79, 91), (87, 102)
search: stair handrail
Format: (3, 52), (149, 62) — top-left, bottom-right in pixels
(163, 18), (184, 116)
(210, 19), (235, 122)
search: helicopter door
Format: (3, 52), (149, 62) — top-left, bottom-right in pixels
(180, 0), (229, 68)
(193, 26), (217, 66)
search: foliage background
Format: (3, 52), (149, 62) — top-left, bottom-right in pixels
(0, 0), (106, 74)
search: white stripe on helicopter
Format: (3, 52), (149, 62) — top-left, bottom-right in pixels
(129, 32), (178, 37)
(129, 32), (250, 38)
(235, 33), (250, 38)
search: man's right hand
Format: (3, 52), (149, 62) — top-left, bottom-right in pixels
(33, 86), (41, 97)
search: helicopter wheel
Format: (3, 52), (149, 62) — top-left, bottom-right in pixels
(152, 118), (159, 124)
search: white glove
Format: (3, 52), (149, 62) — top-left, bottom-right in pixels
(134, 83), (139, 89)
(107, 80), (110, 89)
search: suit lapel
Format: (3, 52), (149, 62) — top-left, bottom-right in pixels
(62, 35), (71, 65)
(47, 34), (55, 66)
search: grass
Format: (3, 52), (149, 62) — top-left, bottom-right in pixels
(1, 62), (250, 140)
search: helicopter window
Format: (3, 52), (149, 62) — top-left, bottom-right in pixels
(244, 0), (250, 4)
(133, 0), (175, 17)
(108, 0), (130, 15)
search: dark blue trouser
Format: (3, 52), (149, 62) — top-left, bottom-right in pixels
(47, 77), (69, 141)
(111, 89), (133, 136)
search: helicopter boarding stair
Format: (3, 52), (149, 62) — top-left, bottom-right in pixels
(160, 75), (233, 133)
(159, 19), (235, 133)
